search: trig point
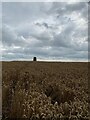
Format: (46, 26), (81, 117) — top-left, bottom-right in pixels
(33, 57), (37, 61)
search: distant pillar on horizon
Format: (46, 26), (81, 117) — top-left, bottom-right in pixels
(33, 57), (37, 61)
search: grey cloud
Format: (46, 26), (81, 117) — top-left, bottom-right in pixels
(35, 22), (49, 28)
(2, 2), (88, 61)
(2, 2), (48, 26)
(48, 2), (88, 23)
(49, 2), (87, 15)
(2, 44), (87, 61)
(2, 24), (26, 47)
(52, 33), (71, 47)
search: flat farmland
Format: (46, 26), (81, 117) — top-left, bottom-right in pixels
(2, 62), (89, 119)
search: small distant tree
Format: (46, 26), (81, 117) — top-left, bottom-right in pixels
(33, 57), (37, 61)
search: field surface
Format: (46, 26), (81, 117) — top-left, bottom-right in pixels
(2, 61), (89, 119)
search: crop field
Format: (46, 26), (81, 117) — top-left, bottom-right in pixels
(2, 61), (89, 119)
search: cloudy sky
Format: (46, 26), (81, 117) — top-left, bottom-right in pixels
(1, 2), (88, 61)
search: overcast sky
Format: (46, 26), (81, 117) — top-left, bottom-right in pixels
(1, 2), (88, 61)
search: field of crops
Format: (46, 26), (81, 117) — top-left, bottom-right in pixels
(2, 61), (89, 119)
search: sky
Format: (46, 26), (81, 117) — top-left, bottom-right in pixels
(1, 1), (89, 61)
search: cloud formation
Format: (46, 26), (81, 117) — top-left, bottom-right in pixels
(2, 2), (88, 61)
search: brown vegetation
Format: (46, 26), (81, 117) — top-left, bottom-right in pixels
(2, 61), (89, 119)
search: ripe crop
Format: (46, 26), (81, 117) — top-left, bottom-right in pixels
(2, 61), (89, 119)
